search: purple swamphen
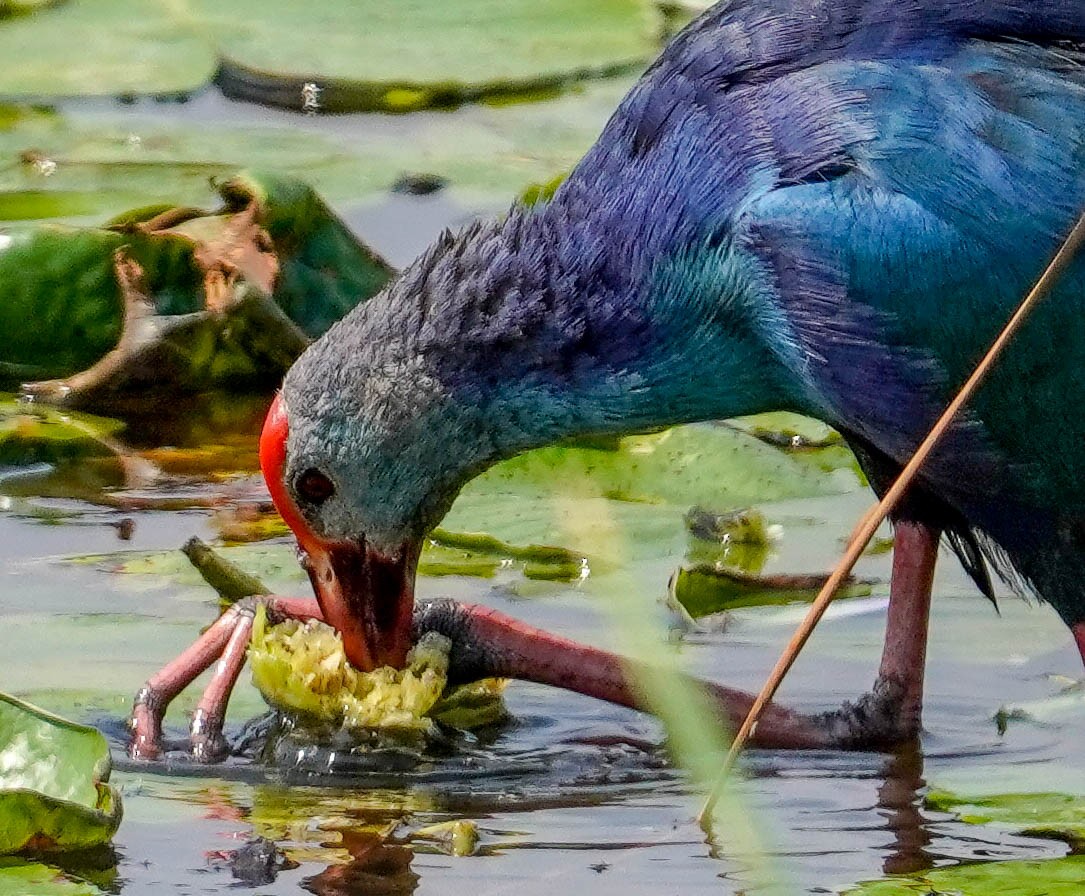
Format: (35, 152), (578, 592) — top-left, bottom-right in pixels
(131, 0), (1085, 759)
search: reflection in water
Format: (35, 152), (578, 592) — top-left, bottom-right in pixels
(303, 830), (418, 896)
(876, 746), (932, 876)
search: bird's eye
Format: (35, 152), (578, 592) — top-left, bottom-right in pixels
(295, 468), (335, 506)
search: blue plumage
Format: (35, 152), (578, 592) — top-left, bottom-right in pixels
(288, 0), (1085, 630)
(536, 0), (1085, 622)
(130, 0), (1085, 757)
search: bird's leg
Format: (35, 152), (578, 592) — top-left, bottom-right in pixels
(1072, 624), (1085, 671)
(814, 519), (939, 747)
(413, 524), (939, 751)
(876, 520), (939, 734)
(128, 595), (323, 760)
(414, 601), (835, 749)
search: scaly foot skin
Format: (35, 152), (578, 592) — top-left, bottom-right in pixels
(128, 595), (323, 761)
(129, 597), (920, 762)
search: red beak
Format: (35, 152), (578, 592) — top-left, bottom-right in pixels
(259, 393), (418, 671)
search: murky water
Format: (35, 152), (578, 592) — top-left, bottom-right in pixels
(2, 90), (1084, 896)
(3, 393), (1084, 895)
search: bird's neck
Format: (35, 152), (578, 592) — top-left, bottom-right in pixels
(412, 199), (799, 463)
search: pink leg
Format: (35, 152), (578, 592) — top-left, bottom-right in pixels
(877, 520), (939, 737)
(1073, 624), (1085, 670)
(188, 613), (254, 762)
(416, 602), (834, 749)
(417, 522), (940, 751)
(129, 596), (323, 760)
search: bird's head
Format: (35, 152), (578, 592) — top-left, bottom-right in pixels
(259, 390), (426, 672)
(255, 202), (764, 672)
(257, 285), (483, 672)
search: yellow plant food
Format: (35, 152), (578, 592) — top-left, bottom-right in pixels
(249, 605), (506, 733)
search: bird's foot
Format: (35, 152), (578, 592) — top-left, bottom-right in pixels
(814, 677), (919, 750)
(130, 597), (920, 762)
(128, 595), (323, 761)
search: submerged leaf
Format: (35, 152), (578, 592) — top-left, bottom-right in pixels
(672, 566), (871, 618)
(844, 855), (1085, 895)
(0, 692), (121, 854)
(411, 820), (480, 857)
(0, 859), (101, 895)
(926, 789), (1085, 847)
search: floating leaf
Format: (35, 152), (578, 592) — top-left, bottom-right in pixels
(926, 789), (1085, 848)
(0, 75), (637, 224)
(93, 525), (588, 588)
(0, 190), (116, 222)
(672, 566), (871, 618)
(844, 856), (1085, 895)
(0, 398), (121, 469)
(461, 423), (857, 511)
(0, 692), (121, 854)
(0, 0), (215, 98)
(212, 0), (658, 112)
(0, 859), (101, 895)
(0, 0), (656, 108)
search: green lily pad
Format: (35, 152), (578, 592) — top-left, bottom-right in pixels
(672, 566), (871, 618)
(0, 190), (116, 222)
(0, 114), (360, 224)
(212, 0), (657, 112)
(0, 0), (656, 107)
(0, 691), (121, 854)
(0, 0), (215, 98)
(926, 789), (1085, 848)
(844, 855), (1085, 895)
(85, 524), (588, 589)
(0, 859), (101, 895)
(0, 74), (636, 224)
(424, 528), (586, 580)
(463, 423), (856, 510)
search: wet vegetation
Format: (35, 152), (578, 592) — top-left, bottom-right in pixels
(0, 2), (1083, 894)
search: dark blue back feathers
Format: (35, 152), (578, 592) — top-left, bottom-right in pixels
(548, 0), (1085, 621)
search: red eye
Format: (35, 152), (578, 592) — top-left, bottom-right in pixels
(295, 468), (335, 505)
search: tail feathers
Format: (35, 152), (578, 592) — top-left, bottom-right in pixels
(975, 511), (1085, 629)
(944, 526), (998, 609)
